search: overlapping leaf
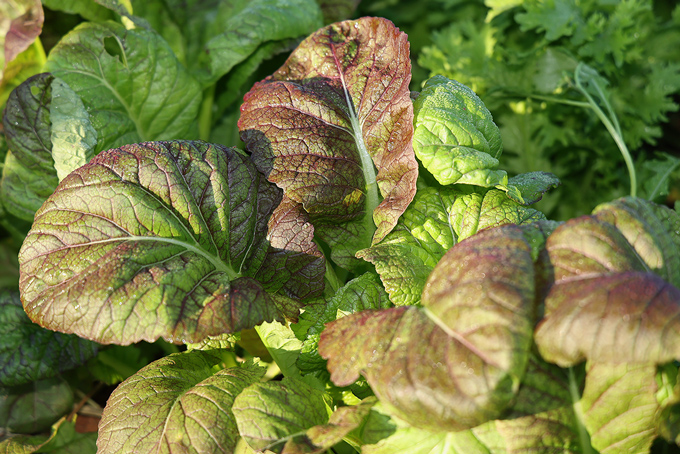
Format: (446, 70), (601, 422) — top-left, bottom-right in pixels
(413, 76), (505, 187)
(97, 350), (264, 454)
(0, 377), (73, 434)
(239, 17), (418, 267)
(358, 186), (544, 306)
(0, 290), (98, 386)
(19, 141), (323, 344)
(1, 73), (58, 221)
(44, 21), (202, 152)
(319, 225), (535, 432)
(233, 377), (329, 452)
(535, 197), (680, 366)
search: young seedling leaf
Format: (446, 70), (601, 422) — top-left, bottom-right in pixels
(320, 225), (535, 432)
(97, 350), (265, 454)
(19, 141), (323, 344)
(240, 16), (418, 267)
(45, 21), (202, 152)
(413, 75), (505, 187)
(358, 186), (544, 306)
(0, 290), (98, 387)
(233, 376), (329, 453)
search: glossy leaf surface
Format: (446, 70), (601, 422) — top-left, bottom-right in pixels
(413, 76), (504, 187)
(240, 17), (418, 266)
(97, 351), (264, 454)
(320, 225), (535, 432)
(19, 141), (323, 344)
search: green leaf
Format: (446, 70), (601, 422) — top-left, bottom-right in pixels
(638, 152), (680, 201)
(0, 39), (45, 110)
(97, 350), (264, 454)
(44, 21), (202, 152)
(19, 141), (323, 345)
(358, 186), (544, 306)
(316, 0), (361, 23)
(194, 0), (323, 86)
(240, 17), (418, 267)
(580, 362), (659, 454)
(0, 290), (98, 387)
(320, 225), (536, 432)
(41, 0), (115, 21)
(295, 272), (391, 376)
(0, 377), (73, 434)
(0, 418), (96, 454)
(0, 239), (20, 290)
(233, 376), (329, 453)
(255, 320), (305, 379)
(1, 73), (58, 221)
(49, 78), (96, 182)
(412, 76), (506, 187)
(500, 171), (561, 205)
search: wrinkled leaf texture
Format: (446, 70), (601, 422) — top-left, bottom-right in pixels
(358, 186), (544, 306)
(240, 17), (418, 267)
(536, 197), (680, 366)
(97, 350), (264, 454)
(19, 141), (323, 345)
(320, 225), (535, 432)
(0, 290), (97, 386)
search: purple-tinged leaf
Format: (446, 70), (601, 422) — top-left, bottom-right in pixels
(592, 197), (680, 288)
(319, 225), (535, 432)
(97, 351), (264, 454)
(0, 290), (98, 387)
(239, 17), (418, 267)
(536, 199), (680, 366)
(2, 0), (43, 65)
(18, 141), (323, 345)
(536, 272), (680, 366)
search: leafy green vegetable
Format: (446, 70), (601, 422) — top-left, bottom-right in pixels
(0, 377), (73, 434)
(240, 16), (418, 268)
(97, 350), (264, 453)
(0, 290), (97, 387)
(18, 141), (323, 344)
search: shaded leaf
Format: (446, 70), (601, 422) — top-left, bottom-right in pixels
(295, 272), (391, 376)
(320, 225), (535, 432)
(1, 73), (57, 221)
(358, 186), (544, 306)
(0, 377), (73, 434)
(97, 351), (264, 454)
(233, 377), (329, 453)
(19, 141), (323, 344)
(412, 76), (505, 187)
(0, 290), (97, 387)
(240, 17), (418, 267)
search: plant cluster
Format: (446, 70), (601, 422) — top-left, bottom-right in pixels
(1, 1), (680, 454)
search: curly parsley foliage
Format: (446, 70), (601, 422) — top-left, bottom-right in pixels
(419, 0), (680, 219)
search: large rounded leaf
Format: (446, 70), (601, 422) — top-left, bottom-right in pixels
(19, 141), (323, 344)
(319, 225), (535, 432)
(97, 350), (264, 454)
(239, 17), (418, 267)
(536, 198), (680, 365)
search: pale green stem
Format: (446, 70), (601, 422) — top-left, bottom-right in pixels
(568, 367), (594, 454)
